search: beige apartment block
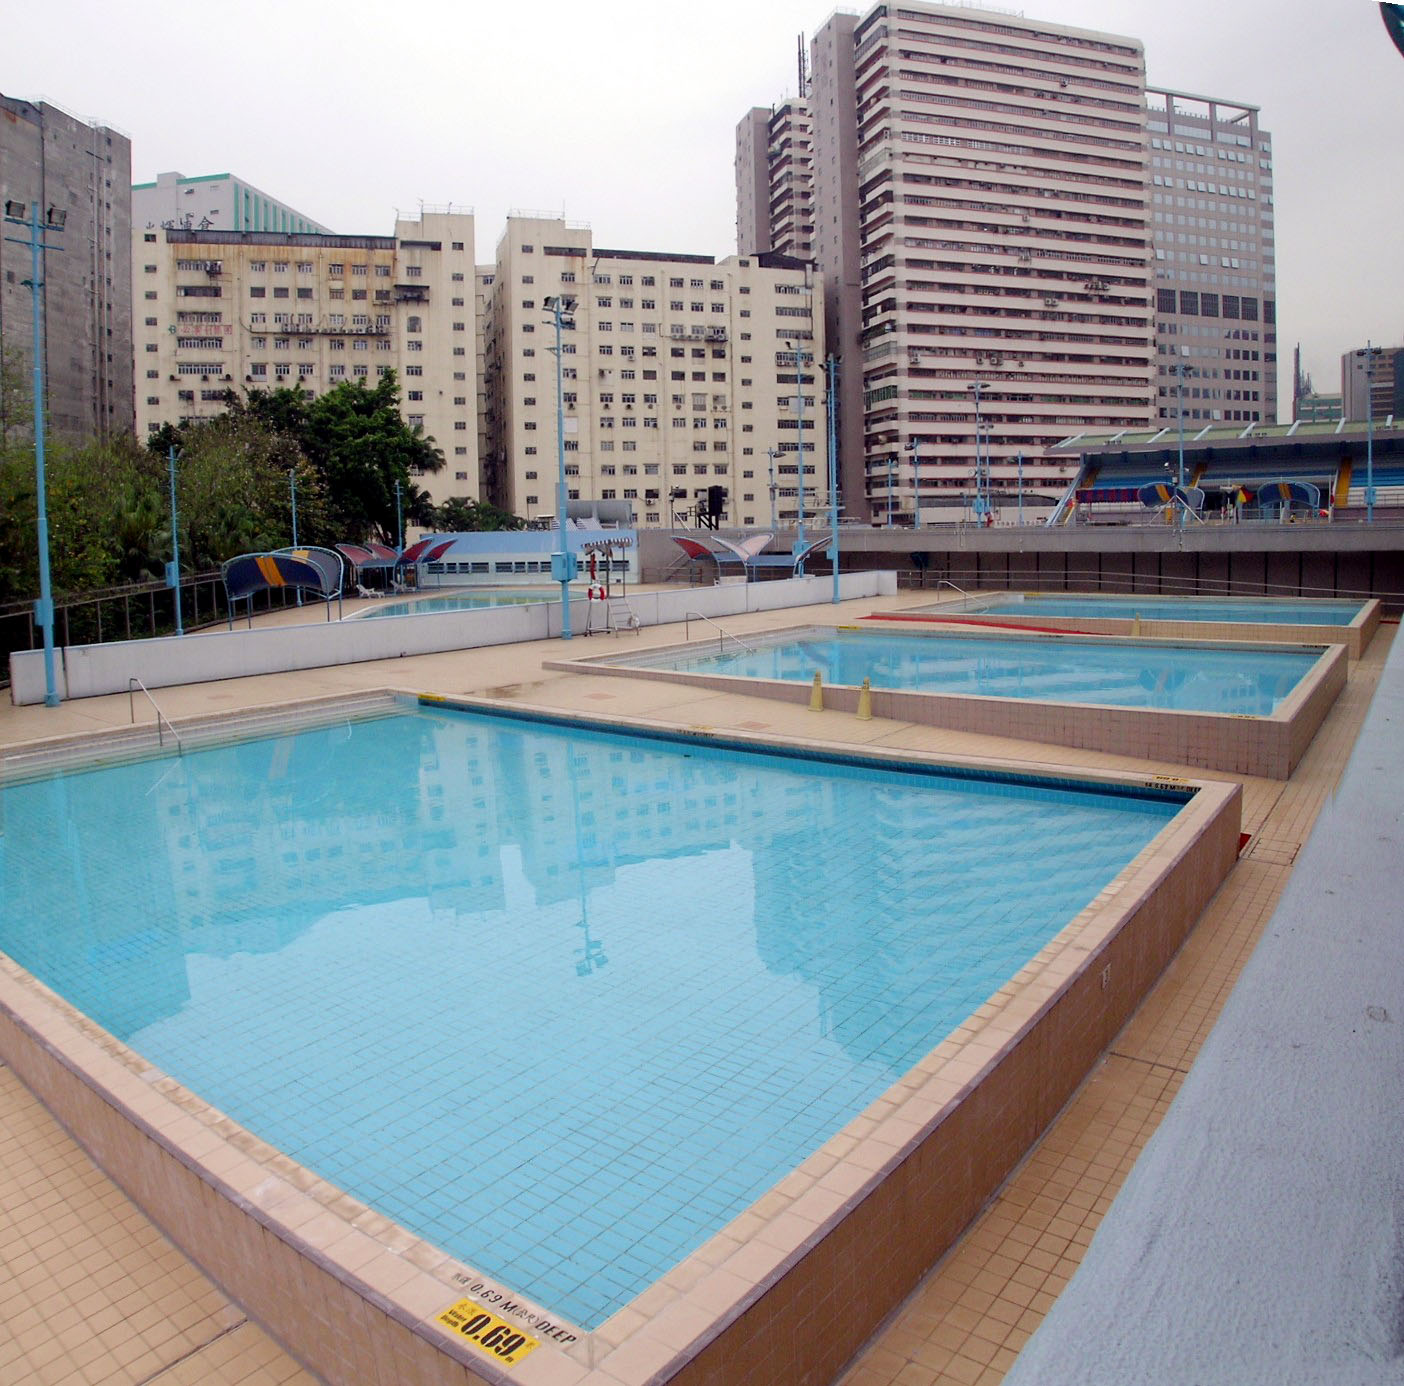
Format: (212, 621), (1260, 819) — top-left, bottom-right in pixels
(1148, 89), (1277, 426)
(133, 210), (477, 504)
(481, 215), (825, 529)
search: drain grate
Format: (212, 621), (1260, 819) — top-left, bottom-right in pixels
(1243, 835), (1301, 866)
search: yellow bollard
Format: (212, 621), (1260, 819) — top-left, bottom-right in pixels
(856, 676), (873, 721)
(1132, 613), (1141, 637)
(808, 671), (824, 712)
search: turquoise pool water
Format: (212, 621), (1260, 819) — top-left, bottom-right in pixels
(0, 707), (1183, 1328)
(962, 595), (1362, 626)
(355, 588), (557, 618)
(641, 629), (1318, 716)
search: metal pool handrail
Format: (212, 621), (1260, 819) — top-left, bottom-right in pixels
(934, 578), (973, 600)
(128, 677), (183, 754)
(683, 611), (757, 655)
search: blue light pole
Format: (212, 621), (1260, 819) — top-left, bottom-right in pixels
(826, 354), (840, 604)
(1173, 354), (1190, 529)
(3, 200), (66, 707)
(394, 478), (404, 551)
(546, 295), (578, 638)
(907, 436), (920, 527)
(289, 468), (302, 606)
(786, 338), (808, 568)
(1017, 450), (1024, 527)
(1357, 342), (1380, 522)
(968, 380), (990, 524)
(167, 445), (184, 635)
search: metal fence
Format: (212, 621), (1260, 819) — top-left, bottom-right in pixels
(0, 570), (305, 689)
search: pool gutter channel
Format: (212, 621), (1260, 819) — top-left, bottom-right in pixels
(0, 689), (1244, 1386)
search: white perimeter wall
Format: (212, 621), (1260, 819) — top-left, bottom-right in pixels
(9, 573), (895, 705)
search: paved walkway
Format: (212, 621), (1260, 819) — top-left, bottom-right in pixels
(0, 595), (1392, 1385)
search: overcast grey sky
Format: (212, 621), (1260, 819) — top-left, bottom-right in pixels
(4, 0), (1401, 413)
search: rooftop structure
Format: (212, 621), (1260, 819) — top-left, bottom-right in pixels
(132, 171), (329, 235)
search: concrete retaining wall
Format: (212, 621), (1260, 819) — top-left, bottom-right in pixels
(9, 572), (895, 705)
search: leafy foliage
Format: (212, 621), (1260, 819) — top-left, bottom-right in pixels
(428, 496), (524, 532)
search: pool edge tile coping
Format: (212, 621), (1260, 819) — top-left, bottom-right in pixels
(0, 684), (1240, 1386)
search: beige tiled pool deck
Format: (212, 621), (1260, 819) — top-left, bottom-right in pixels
(0, 590), (1392, 1386)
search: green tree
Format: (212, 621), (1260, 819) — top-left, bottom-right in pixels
(234, 374), (441, 542)
(429, 496), (525, 532)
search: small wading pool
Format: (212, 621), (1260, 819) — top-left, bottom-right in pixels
(0, 694), (1241, 1386)
(557, 625), (1348, 778)
(894, 592), (1381, 658)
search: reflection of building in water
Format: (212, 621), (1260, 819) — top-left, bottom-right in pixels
(492, 724), (834, 908)
(152, 716), (507, 952)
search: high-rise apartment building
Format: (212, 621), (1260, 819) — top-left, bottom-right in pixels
(745, 5), (1174, 522)
(0, 93), (132, 441)
(1342, 343), (1403, 422)
(1147, 89), (1276, 427)
(133, 171), (329, 235)
(481, 216), (823, 529)
(133, 210), (477, 502)
(827, 3), (1157, 521)
(735, 98), (816, 260)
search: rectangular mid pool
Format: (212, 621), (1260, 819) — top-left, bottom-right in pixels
(558, 626), (1347, 778)
(624, 627), (1317, 716)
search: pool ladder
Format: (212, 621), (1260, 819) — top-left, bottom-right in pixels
(683, 611), (757, 656)
(128, 677), (184, 754)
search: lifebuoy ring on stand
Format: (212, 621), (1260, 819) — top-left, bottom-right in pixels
(588, 584), (606, 602)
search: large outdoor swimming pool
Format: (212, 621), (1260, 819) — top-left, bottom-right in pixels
(631, 628), (1319, 716)
(0, 705), (1186, 1329)
(954, 594), (1365, 626)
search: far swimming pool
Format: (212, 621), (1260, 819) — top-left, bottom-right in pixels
(952, 594), (1364, 625)
(629, 628), (1319, 716)
(354, 588), (557, 618)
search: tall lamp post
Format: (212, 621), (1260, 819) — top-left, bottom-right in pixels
(167, 445), (184, 635)
(394, 478), (404, 551)
(1356, 342), (1381, 522)
(3, 199), (67, 707)
(968, 380), (990, 525)
(886, 454), (896, 526)
(785, 338), (808, 565)
(907, 436), (920, 527)
(1173, 353), (1191, 528)
(826, 354), (840, 604)
(288, 467), (302, 607)
(546, 295), (579, 638)
(766, 446), (780, 530)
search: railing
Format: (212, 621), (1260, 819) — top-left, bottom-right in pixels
(684, 611), (757, 655)
(128, 677), (183, 754)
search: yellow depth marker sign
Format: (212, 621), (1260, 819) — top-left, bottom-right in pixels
(436, 1299), (540, 1366)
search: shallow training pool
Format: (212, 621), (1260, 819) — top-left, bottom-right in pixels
(0, 707), (1185, 1328)
(633, 628), (1319, 716)
(959, 595), (1364, 626)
